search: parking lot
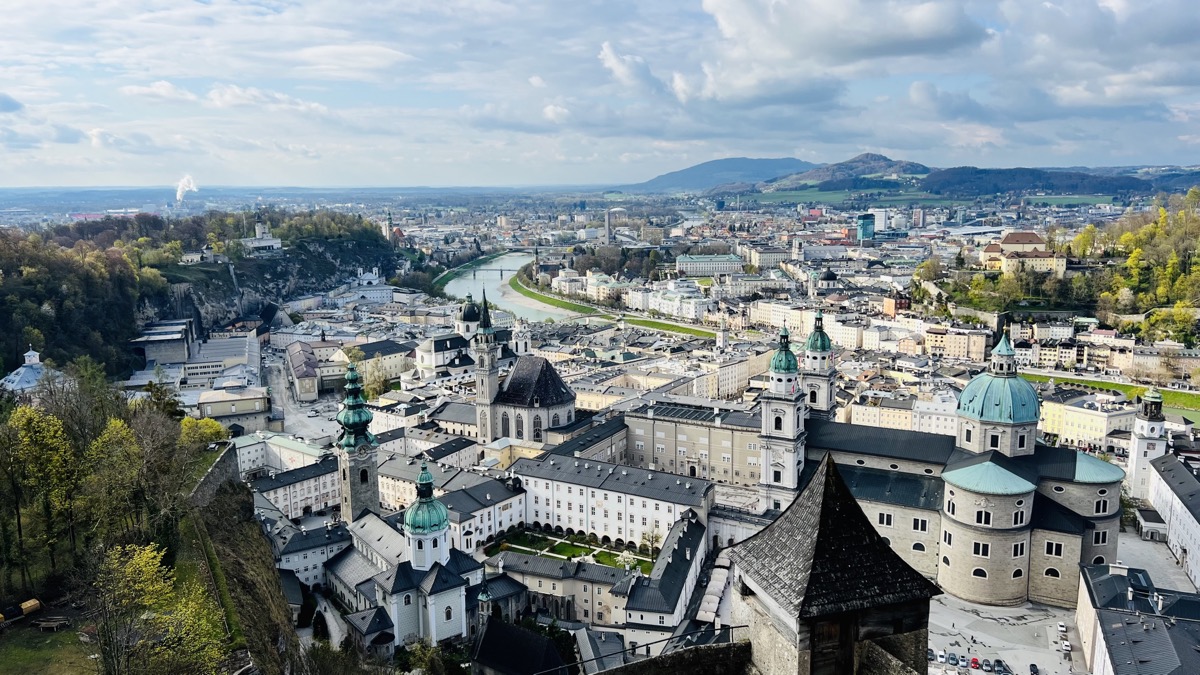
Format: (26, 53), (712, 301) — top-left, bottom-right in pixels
(927, 593), (1082, 675)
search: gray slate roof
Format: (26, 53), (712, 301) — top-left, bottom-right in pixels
(494, 356), (576, 407)
(730, 454), (941, 619)
(511, 456), (711, 507)
(623, 516), (705, 613)
(805, 419), (956, 465)
(486, 551), (631, 586)
(250, 455), (337, 492)
(1152, 455), (1200, 523)
(545, 416), (626, 457)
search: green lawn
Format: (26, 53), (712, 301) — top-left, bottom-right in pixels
(624, 318), (716, 339)
(694, 277), (713, 287)
(593, 550), (654, 575)
(507, 276), (596, 314)
(0, 625), (94, 675)
(548, 542), (592, 558)
(1020, 373), (1200, 412)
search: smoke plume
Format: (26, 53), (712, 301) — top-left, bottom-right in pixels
(176, 174), (198, 202)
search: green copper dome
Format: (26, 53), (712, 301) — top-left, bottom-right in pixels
(956, 335), (1040, 425)
(404, 462), (450, 534)
(336, 362), (377, 450)
(769, 326), (799, 374)
(805, 310), (832, 353)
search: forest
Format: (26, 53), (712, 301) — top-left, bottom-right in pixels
(0, 210), (389, 374)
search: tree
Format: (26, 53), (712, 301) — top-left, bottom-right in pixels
(360, 356), (390, 400)
(639, 529), (663, 556)
(915, 257), (944, 282)
(179, 417), (228, 448)
(93, 543), (223, 675)
(343, 346), (365, 363)
(9, 405), (74, 570)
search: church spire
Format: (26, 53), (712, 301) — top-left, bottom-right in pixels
(335, 362), (376, 450)
(479, 289), (493, 332)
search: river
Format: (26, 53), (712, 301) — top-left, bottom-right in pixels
(443, 252), (574, 322)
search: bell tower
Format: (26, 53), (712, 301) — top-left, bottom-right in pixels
(335, 362), (378, 521)
(475, 290), (500, 441)
(799, 310), (836, 420)
(759, 325), (807, 511)
(1128, 387), (1167, 502)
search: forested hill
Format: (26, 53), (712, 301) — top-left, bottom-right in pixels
(0, 210), (395, 375)
(920, 167), (1152, 196)
(616, 157), (819, 193)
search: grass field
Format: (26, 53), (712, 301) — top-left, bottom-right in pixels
(0, 625), (93, 675)
(624, 317), (716, 339)
(1020, 373), (1200, 412)
(507, 276), (596, 314)
(548, 542), (592, 558)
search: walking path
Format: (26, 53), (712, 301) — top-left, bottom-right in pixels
(314, 597), (348, 648)
(491, 533), (654, 571)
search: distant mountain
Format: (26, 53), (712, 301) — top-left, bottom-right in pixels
(763, 153), (931, 191)
(919, 167), (1152, 196)
(615, 157), (820, 193)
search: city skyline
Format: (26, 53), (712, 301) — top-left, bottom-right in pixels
(2, 0), (1199, 187)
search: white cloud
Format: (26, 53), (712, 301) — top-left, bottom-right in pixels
(118, 80), (197, 102)
(542, 104), (570, 123)
(528, 75), (547, 88)
(203, 84), (328, 114)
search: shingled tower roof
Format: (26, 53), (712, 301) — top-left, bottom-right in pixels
(493, 355), (575, 408)
(730, 454), (940, 618)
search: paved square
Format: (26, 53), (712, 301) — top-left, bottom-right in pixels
(927, 593), (1082, 675)
(1114, 530), (1196, 592)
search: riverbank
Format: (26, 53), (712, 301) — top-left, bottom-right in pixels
(432, 250), (506, 295)
(1020, 373), (1200, 412)
(507, 276), (597, 314)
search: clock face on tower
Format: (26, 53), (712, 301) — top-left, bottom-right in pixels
(357, 444), (371, 459)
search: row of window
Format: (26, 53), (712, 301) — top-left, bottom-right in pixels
(938, 533), (1107, 557)
(962, 428), (1028, 450)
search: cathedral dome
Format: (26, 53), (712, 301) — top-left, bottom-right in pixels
(405, 462), (450, 534)
(769, 327), (799, 374)
(956, 335), (1039, 425)
(458, 294), (481, 322)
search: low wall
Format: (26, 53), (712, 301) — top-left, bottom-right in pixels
(190, 443), (241, 509)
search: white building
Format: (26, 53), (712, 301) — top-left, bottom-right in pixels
(250, 455), (341, 519)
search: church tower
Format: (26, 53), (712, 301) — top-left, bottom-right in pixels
(759, 326), (807, 511)
(1127, 387), (1167, 502)
(512, 319), (531, 356)
(405, 461), (451, 571)
(716, 315), (728, 352)
(955, 335), (1039, 456)
(475, 290), (500, 441)
(799, 310), (837, 420)
(335, 362), (379, 521)
(455, 293), (481, 340)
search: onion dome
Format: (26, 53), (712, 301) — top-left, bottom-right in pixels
(404, 461), (450, 534)
(956, 334), (1039, 425)
(458, 293), (481, 322)
(805, 310), (833, 353)
(769, 326), (799, 374)
(335, 362), (376, 450)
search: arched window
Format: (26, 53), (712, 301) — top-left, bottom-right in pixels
(515, 414), (524, 439)
(445, 606), (453, 621)
(533, 415), (543, 442)
(1013, 569), (1024, 579)
(774, 416), (783, 431)
(1092, 556), (1106, 565)
(942, 556), (950, 567)
(809, 390), (817, 403)
(552, 413), (560, 427)
(912, 542), (926, 552)
(432, 538), (438, 548)
(881, 537), (890, 546)
(404, 595), (412, 606)
(501, 412), (510, 437)
(417, 540), (424, 550)
(360, 468), (368, 484)
(972, 568), (988, 578)
(1044, 567), (1060, 578)
(567, 411), (573, 423)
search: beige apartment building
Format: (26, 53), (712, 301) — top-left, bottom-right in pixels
(197, 384), (270, 433)
(924, 326), (989, 361)
(624, 404), (765, 486)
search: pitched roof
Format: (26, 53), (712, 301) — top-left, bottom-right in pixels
(511, 456), (711, 507)
(730, 455), (940, 619)
(805, 419), (956, 465)
(624, 517), (705, 613)
(472, 616), (567, 675)
(494, 356), (576, 408)
(345, 606), (393, 636)
(1000, 231), (1045, 246)
(250, 455), (338, 492)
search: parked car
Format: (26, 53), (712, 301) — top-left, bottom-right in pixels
(1030, 664), (1039, 675)
(1057, 621), (1067, 634)
(928, 648), (935, 662)
(948, 653), (959, 666)
(970, 656), (981, 669)
(937, 650), (947, 663)
(1061, 641), (1071, 653)
(992, 658), (1010, 674)
(306, 409), (319, 417)
(981, 659), (993, 672)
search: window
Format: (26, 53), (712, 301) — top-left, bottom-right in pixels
(973, 542), (990, 558)
(943, 531), (953, 546)
(404, 595), (412, 606)
(1093, 556), (1106, 564)
(515, 414), (524, 439)
(947, 500), (956, 516)
(1018, 434), (1027, 449)
(1045, 541), (1063, 557)
(912, 518), (928, 532)
(553, 413), (560, 427)
(1094, 499), (1109, 515)
(533, 415), (543, 442)
(1044, 568), (1060, 578)
(942, 556), (950, 567)
(913, 542), (926, 552)
(360, 468), (368, 484)
(773, 470), (782, 483)
(1053, 485), (1065, 493)
(445, 606), (452, 621)
(1013, 569), (1024, 579)
(1093, 531), (1108, 546)
(878, 513), (893, 527)
(989, 434), (1000, 449)
(774, 416), (783, 431)
(972, 568), (988, 578)
(976, 510), (992, 526)
(502, 413), (510, 437)
(417, 540), (424, 550)
(658, 616), (665, 625)
(1013, 542), (1026, 558)
(432, 538), (438, 548)
(965, 429), (972, 443)
(1013, 510), (1026, 526)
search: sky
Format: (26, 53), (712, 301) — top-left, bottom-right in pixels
(2, 0), (1199, 187)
